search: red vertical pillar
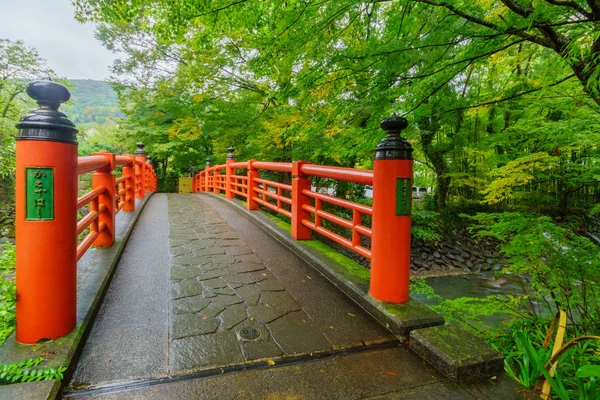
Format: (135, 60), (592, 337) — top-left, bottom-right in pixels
(291, 161), (312, 240)
(135, 142), (146, 199)
(370, 115), (413, 304)
(91, 152), (116, 247)
(122, 155), (135, 211)
(214, 168), (221, 194)
(225, 147), (235, 199)
(15, 80), (78, 343)
(146, 155), (153, 193)
(247, 160), (259, 210)
(204, 158), (211, 192)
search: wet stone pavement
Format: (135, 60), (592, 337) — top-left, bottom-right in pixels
(168, 195), (391, 373)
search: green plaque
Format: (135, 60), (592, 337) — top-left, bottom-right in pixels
(26, 167), (54, 220)
(396, 178), (412, 216)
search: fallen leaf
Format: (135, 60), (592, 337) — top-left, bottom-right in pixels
(329, 326), (334, 330)
(267, 359), (275, 366)
(385, 371), (396, 376)
(307, 276), (312, 280)
(347, 313), (355, 317)
(250, 317), (255, 321)
(202, 316), (209, 320)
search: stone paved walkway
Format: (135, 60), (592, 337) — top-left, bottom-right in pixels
(167, 194), (393, 373)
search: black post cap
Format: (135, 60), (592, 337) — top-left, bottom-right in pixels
(226, 146), (235, 160)
(135, 142), (146, 156)
(205, 157), (212, 166)
(16, 79), (78, 144)
(146, 155), (152, 162)
(375, 114), (412, 160)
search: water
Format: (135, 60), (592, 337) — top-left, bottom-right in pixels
(412, 272), (531, 328)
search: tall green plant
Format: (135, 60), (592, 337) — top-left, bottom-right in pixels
(469, 212), (600, 334)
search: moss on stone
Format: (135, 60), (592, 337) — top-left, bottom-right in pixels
(268, 216), (370, 283)
(303, 240), (370, 282)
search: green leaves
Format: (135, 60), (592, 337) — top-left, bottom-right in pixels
(0, 242), (15, 346)
(0, 358), (66, 385)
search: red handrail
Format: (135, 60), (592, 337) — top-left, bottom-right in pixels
(251, 161), (293, 173)
(115, 155), (134, 166)
(301, 164), (373, 186)
(75, 151), (158, 262)
(77, 156), (109, 175)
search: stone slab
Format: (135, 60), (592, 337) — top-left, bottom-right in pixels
(170, 332), (245, 373)
(0, 380), (60, 400)
(409, 324), (504, 381)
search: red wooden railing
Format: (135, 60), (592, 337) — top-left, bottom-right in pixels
(194, 159), (373, 259)
(75, 152), (156, 261)
(192, 120), (414, 306)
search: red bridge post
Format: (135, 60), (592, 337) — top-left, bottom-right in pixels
(226, 147), (235, 199)
(122, 155), (136, 211)
(15, 80), (78, 343)
(204, 158), (211, 192)
(370, 115), (413, 303)
(291, 161), (312, 240)
(247, 160), (259, 210)
(91, 151), (116, 247)
(135, 142), (146, 199)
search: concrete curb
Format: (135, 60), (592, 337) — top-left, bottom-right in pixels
(410, 324), (505, 381)
(0, 194), (154, 400)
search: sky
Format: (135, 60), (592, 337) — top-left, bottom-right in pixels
(0, 0), (117, 80)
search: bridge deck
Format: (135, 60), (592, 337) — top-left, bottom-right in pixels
(65, 194), (521, 399)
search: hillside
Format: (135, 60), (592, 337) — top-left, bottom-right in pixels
(62, 79), (124, 124)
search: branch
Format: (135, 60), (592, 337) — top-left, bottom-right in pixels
(500, 0), (533, 17)
(274, 1), (310, 39)
(346, 38), (467, 60)
(544, 0), (592, 18)
(446, 74), (576, 112)
(412, 0), (552, 48)
(190, 0), (248, 18)
(403, 60), (474, 116)
(405, 39), (526, 80)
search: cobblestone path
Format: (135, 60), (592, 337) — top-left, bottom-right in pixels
(168, 195), (393, 373)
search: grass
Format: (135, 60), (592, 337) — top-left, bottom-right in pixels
(268, 216), (371, 282)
